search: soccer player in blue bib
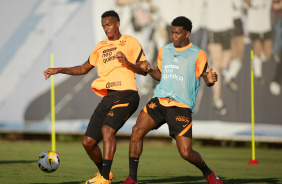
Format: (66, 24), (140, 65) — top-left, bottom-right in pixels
(122, 16), (223, 184)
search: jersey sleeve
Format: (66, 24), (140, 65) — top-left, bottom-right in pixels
(130, 37), (146, 64)
(195, 50), (209, 79)
(89, 44), (100, 67)
(157, 47), (163, 72)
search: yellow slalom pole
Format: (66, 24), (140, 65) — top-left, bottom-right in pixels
(50, 53), (56, 152)
(248, 50), (259, 165)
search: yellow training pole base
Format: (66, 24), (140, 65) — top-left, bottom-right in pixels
(248, 159), (259, 165)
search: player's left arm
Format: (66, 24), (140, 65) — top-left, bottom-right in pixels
(196, 50), (217, 87)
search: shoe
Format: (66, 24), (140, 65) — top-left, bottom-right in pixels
(92, 176), (111, 184)
(109, 171), (113, 180)
(206, 171), (223, 184)
(86, 172), (113, 184)
(270, 81), (281, 96)
(122, 177), (138, 184)
(212, 98), (227, 116)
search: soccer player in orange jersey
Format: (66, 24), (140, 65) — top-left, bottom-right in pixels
(44, 10), (147, 184)
(122, 16), (222, 184)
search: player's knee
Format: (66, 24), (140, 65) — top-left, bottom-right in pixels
(102, 125), (115, 139)
(82, 136), (95, 150)
(132, 124), (145, 139)
(179, 148), (193, 161)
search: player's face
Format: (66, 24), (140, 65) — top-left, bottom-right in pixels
(102, 16), (120, 40)
(171, 26), (190, 47)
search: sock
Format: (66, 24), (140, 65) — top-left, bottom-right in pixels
(200, 162), (212, 178)
(95, 161), (103, 173)
(229, 58), (242, 80)
(253, 55), (262, 78)
(101, 160), (112, 180)
(129, 157), (139, 181)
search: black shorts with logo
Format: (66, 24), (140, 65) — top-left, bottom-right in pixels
(144, 97), (192, 138)
(85, 90), (139, 142)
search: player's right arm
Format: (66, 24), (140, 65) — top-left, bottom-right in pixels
(138, 60), (161, 81)
(141, 46), (163, 81)
(43, 59), (94, 80)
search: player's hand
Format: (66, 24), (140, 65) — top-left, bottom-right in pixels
(207, 68), (217, 83)
(43, 68), (59, 80)
(138, 60), (152, 72)
(115, 51), (129, 66)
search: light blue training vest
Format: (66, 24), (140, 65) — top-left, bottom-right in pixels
(153, 43), (202, 113)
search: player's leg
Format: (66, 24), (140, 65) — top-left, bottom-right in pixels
(129, 111), (157, 158)
(124, 98), (163, 184)
(125, 111), (157, 182)
(95, 91), (139, 183)
(230, 35), (244, 82)
(221, 30), (238, 92)
(83, 101), (107, 173)
(208, 42), (223, 99)
(270, 52), (282, 95)
(175, 136), (222, 184)
(83, 97), (113, 184)
(167, 107), (222, 184)
(208, 42), (227, 116)
(263, 38), (272, 61)
(175, 136), (206, 171)
(82, 136), (103, 169)
(252, 39), (264, 84)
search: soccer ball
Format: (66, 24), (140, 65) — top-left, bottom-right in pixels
(37, 151), (60, 173)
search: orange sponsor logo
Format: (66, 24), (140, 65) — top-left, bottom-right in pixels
(108, 111), (114, 116)
(148, 102), (157, 109)
(176, 116), (189, 123)
(106, 81), (121, 88)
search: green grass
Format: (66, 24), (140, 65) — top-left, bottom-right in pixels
(0, 140), (282, 184)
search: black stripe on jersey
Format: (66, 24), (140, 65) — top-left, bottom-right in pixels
(136, 49), (143, 63)
(87, 56), (90, 63)
(157, 67), (161, 73)
(202, 62), (208, 74)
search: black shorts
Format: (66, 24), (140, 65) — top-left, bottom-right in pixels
(233, 18), (244, 37)
(208, 30), (232, 50)
(249, 31), (272, 41)
(85, 90), (140, 142)
(144, 97), (192, 138)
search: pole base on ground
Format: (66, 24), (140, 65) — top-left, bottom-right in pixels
(248, 159), (259, 165)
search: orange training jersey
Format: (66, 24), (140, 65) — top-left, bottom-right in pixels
(156, 43), (209, 108)
(89, 35), (146, 97)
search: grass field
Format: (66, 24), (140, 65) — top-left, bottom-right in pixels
(0, 140), (282, 184)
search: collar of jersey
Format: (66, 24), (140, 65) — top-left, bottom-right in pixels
(106, 34), (123, 42)
(174, 42), (193, 51)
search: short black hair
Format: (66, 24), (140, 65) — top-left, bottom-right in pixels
(101, 10), (120, 22)
(171, 16), (192, 32)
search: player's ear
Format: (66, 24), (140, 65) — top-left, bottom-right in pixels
(186, 31), (191, 39)
(116, 21), (120, 28)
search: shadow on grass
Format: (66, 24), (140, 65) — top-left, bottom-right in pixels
(30, 177), (282, 184)
(223, 178), (282, 184)
(112, 175), (203, 184)
(112, 176), (282, 184)
(0, 160), (36, 164)
(33, 182), (83, 184)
